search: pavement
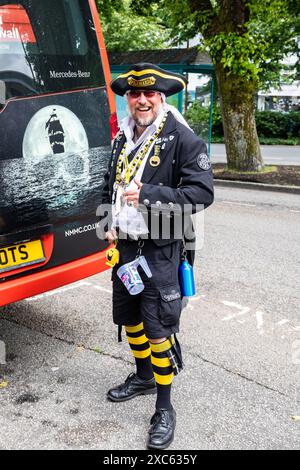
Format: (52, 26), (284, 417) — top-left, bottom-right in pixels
(211, 144), (300, 166)
(214, 179), (300, 195)
(0, 186), (300, 450)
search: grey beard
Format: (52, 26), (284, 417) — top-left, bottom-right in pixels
(129, 104), (164, 128)
(134, 116), (156, 128)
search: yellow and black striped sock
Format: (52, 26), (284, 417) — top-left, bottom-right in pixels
(150, 339), (174, 410)
(125, 323), (154, 380)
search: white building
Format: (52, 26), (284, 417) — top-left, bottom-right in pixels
(258, 83), (300, 112)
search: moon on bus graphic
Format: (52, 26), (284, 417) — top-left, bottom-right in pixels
(23, 105), (89, 182)
(22, 105), (89, 161)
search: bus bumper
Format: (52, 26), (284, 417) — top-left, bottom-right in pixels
(0, 250), (109, 307)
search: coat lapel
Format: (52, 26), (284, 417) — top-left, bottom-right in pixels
(141, 113), (177, 184)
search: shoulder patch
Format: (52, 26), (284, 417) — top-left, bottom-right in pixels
(197, 153), (211, 171)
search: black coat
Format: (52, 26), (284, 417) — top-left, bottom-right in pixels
(101, 112), (214, 264)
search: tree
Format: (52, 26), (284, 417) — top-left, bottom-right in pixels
(131, 0), (299, 171)
(285, 0), (300, 80)
(96, 0), (169, 52)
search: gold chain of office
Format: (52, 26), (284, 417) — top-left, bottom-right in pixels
(115, 112), (168, 187)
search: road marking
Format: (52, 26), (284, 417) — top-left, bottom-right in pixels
(290, 210), (300, 213)
(221, 201), (257, 208)
(220, 300), (299, 338)
(221, 301), (251, 321)
(93, 285), (112, 294)
(256, 311), (265, 336)
(187, 304), (195, 311)
(277, 319), (290, 327)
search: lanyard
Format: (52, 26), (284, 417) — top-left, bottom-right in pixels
(115, 113), (168, 187)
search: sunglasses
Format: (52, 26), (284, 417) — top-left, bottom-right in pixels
(127, 90), (158, 99)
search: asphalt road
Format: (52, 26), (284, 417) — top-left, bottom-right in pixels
(211, 144), (300, 166)
(0, 187), (300, 450)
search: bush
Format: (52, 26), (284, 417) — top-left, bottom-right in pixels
(288, 112), (300, 138)
(185, 101), (223, 140)
(185, 102), (210, 141)
(212, 105), (223, 137)
(212, 136), (300, 145)
(255, 111), (300, 139)
(185, 101), (210, 123)
(256, 112), (284, 138)
(185, 101), (300, 141)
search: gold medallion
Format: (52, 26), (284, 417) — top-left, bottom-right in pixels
(150, 156), (161, 167)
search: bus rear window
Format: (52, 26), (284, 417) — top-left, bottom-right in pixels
(0, 0), (105, 102)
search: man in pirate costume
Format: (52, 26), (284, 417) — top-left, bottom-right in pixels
(101, 63), (214, 449)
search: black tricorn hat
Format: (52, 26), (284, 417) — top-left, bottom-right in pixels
(110, 63), (187, 97)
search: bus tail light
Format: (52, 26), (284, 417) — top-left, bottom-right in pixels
(109, 112), (119, 141)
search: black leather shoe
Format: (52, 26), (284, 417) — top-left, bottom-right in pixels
(147, 407), (176, 450)
(107, 373), (156, 402)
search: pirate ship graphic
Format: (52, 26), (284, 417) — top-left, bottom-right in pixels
(45, 109), (65, 154)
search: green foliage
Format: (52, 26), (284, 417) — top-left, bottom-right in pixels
(245, 0), (299, 87)
(98, 0), (299, 168)
(205, 32), (266, 82)
(185, 101), (223, 138)
(98, 0), (299, 86)
(96, 0), (117, 21)
(129, 0), (299, 87)
(97, 0), (169, 51)
(259, 137), (300, 145)
(213, 136), (300, 145)
(185, 102), (210, 139)
(185, 101), (209, 124)
(185, 100), (300, 141)
(255, 111), (300, 139)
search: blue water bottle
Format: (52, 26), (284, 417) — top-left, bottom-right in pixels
(179, 256), (196, 297)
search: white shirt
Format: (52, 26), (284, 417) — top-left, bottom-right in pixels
(112, 108), (166, 239)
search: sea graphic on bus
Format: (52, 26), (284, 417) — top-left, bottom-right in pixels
(0, 88), (111, 232)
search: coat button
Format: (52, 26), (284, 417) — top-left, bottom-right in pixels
(143, 199), (150, 206)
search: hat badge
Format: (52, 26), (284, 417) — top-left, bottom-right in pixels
(127, 76), (157, 88)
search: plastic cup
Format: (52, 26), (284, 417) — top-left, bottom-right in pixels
(117, 263), (145, 295)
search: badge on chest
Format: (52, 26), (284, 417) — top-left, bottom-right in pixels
(150, 144), (161, 167)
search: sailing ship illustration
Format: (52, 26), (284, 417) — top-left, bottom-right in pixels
(45, 109), (65, 154)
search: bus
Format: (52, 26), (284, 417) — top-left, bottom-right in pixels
(0, 0), (118, 307)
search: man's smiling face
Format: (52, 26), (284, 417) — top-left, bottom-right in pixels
(127, 90), (163, 128)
